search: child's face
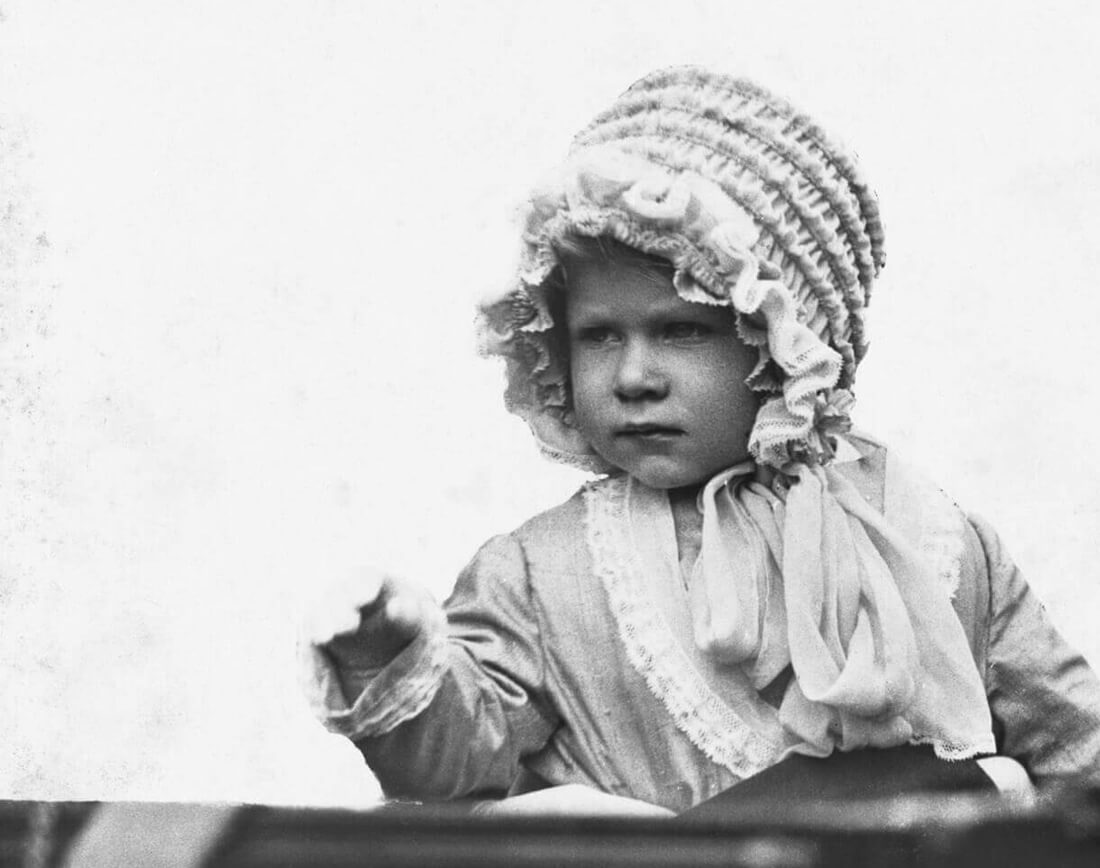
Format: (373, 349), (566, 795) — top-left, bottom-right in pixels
(565, 250), (759, 489)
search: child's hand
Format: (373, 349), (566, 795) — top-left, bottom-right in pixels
(305, 568), (445, 672)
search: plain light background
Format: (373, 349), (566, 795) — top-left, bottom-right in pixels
(2, 0), (1099, 805)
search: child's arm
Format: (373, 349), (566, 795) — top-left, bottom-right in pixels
(970, 514), (1100, 786)
(303, 534), (562, 800)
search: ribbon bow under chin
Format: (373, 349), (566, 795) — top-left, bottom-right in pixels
(689, 458), (994, 758)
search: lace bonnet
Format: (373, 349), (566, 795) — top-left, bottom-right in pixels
(477, 66), (886, 473)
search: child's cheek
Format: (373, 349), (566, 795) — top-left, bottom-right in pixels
(570, 360), (614, 446)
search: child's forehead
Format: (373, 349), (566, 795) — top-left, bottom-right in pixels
(562, 250), (730, 320)
(558, 235), (669, 270)
(557, 237), (673, 293)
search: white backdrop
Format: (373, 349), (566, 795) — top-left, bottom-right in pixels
(2, 0), (1099, 805)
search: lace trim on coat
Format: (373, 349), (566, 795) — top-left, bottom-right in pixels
(584, 475), (782, 778)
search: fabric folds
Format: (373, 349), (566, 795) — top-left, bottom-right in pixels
(690, 460), (996, 760)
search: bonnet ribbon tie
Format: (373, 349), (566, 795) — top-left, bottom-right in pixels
(690, 461), (994, 759)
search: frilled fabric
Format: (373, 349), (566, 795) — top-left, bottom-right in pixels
(574, 66), (887, 326)
(302, 628), (450, 742)
(478, 146), (850, 471)
(480, 66), (888, 474)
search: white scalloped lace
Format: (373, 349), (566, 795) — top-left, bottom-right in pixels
(583, 476), (783, 778)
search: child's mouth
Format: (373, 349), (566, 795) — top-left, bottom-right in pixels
(616, 424), (683, 441)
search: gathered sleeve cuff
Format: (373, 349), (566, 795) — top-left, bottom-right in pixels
(299, 532), (561, 800)
(299, 618), (450, 741)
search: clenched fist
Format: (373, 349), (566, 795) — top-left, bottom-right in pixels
(305, 569), (446, 674)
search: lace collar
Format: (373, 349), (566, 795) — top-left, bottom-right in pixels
(583, 473), (788, 778)
(582, 443), (985, 775)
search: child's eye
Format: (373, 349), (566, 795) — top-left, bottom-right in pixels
(575, 326), (619, 345)
(664, 322), (709, 340)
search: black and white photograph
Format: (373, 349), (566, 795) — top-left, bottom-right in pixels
(3, 1), (1100, 864)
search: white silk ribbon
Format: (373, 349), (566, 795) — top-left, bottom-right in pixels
(692, 461), (995, 759)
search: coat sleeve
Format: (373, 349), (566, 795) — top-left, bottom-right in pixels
(969, 514), (1100, 786)
(302, 533), (561, 800)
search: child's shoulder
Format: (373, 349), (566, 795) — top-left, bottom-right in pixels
(512, 484), (582, 533)
(509, 477), (617, 544)
(498, 475), (633, 568)
(461, 481), (612, 592)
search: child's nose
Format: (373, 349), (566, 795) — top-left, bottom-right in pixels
(613, 341), (667, 401)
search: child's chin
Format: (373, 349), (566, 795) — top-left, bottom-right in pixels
(625, 455), (749, 490)
(626, 463), (709, 491)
